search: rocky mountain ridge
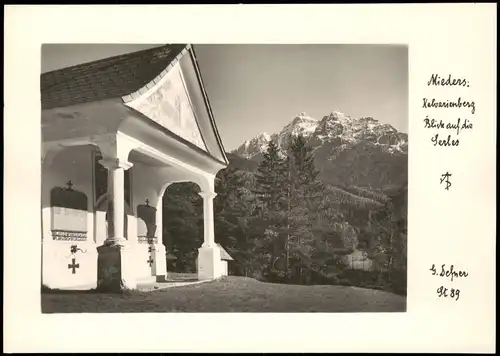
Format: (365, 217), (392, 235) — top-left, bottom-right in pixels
(231, 111), (408, 190)
(233, 111), (408, 159)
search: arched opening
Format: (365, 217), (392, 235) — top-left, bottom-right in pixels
(162, 182), (203, 275)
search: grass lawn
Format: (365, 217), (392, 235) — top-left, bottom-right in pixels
(41, 276), (406, 313)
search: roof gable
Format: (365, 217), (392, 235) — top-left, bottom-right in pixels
(41, 44), (229, 166)
(124, 61), (208, 151)
(178, 47), (229, 164)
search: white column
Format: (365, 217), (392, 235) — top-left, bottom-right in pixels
(199, 191), (217, 248)
(155, 198), (163, 242)
(100, 158), (133, 246)
(197, 190), (221, 280)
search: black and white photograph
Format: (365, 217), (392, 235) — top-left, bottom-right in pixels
(5, 4), (497, 354)
(40, 43), (408, 313)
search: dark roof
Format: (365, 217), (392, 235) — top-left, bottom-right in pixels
(41, 44), (188, 110)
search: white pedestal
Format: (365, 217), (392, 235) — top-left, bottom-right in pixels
(221, 260), (228, 276)
(197, 246), (222, 280)
(42, 240), (98, 290)
(97, 243), (137, 291)
(134, 243), (153, 281)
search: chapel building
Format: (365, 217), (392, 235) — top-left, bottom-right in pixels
(41, 44), (229, 291)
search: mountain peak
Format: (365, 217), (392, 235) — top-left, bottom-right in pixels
(292, 112), (318, 123)
(232, 110), (408, 159)
(255, 132), (271, 141)
(230, 109), (408, 191)
(277, 112), (319, 146)
(233, 132), (272, 159)
(323, 111), (350, 121)
(329, 110), (346, 117)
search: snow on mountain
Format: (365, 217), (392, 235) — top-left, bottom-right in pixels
(232, 111), (407, 158)
(310, 111), (408, 155)
(273, 112), (319, 147)
(229, 110), (408, 190)
(233, 132), (272, 159)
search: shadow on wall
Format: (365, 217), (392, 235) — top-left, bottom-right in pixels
(137, 201), (157, 241)
(95, 194), (133, 240)
(49, 184), (89, 241)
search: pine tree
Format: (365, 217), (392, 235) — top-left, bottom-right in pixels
(254, 140), (288, 213)
(214, 166), (258, 276)
(252, 139), (290, 278)
(286, 134), (327, 282)
(288, 134), (324, 200)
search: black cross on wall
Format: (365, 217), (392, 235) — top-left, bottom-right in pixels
(68, 258), (80, 274)
(145, 199), (150, 206)
(147, 256), (154, 267)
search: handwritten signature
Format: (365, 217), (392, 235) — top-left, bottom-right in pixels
(430, 264), (468, 302)
(429, 264), (468, 282)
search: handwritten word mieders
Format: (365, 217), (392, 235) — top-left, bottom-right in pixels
(427, 74), (469, 87)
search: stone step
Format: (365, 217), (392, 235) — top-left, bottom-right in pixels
(136, 279), (212, 292)
(136, 275), (157, 284)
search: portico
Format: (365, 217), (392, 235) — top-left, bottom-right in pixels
(41, 44), (229, 291)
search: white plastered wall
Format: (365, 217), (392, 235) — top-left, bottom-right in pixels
(129, 162), (166, 280)
(41, 145), (98, 289)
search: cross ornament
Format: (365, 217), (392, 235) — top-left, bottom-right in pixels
(147, 256), (154, 267)
(66, 180), (74, 191)
(68, 258), (80, 274)
(145, 199), (150, 206)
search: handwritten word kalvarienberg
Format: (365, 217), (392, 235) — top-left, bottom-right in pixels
(422, 97), (476, 115)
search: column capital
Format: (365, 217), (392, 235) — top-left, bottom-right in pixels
(99, 158), (133, 170)
(198, 191), (217, 200)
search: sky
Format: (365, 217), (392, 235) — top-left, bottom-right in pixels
(41, 44), (408, 151)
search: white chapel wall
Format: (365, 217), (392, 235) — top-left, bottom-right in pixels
(130, 163), (164, 279)
(41, 145), (98, 289)
(42, 145), (95, 242)
(131, 163), (162, 208)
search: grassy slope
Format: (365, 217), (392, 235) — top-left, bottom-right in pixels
(42, 276), (406, 313)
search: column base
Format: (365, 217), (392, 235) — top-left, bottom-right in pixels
(97, 244), (137, 292)
(197, 245), (222, 280)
